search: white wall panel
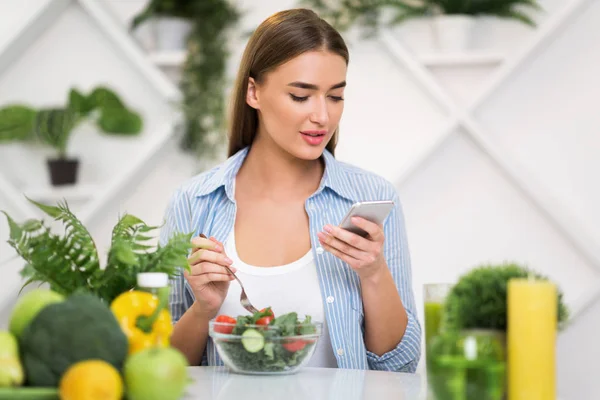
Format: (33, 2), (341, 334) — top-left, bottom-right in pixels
(475, 0), (600, 247)
(0, 0), (597, 398)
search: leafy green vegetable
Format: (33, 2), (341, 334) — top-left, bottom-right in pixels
(270, 312), (297, 336)
(19, 293), (129, 387)
(231, 307), (274, 332)
(216, 309), (319, 373)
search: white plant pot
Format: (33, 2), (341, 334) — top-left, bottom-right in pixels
(154, 17), (193, 51)
(132, 21), (156, 52)
(432, 15), (476, 52)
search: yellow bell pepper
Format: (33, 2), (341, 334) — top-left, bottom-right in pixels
(110, 287), (173, 355)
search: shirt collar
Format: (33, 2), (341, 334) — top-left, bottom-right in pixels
(319, 148), (357, 201)
(193, 146), (358, 202)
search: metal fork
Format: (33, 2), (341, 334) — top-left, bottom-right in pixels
(199, 234), (259, 314)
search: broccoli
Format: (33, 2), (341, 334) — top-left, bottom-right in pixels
(19, 293), (129, 387)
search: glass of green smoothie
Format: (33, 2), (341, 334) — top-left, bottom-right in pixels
(423, 283), (452, 348)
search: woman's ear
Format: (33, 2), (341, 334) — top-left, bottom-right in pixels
(246, 77), (260, 109)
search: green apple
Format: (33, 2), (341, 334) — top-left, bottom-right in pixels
(124, 347), (189, 400)
(9, 289), (65, 338)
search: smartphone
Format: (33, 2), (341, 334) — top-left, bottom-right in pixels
(338, 200), (395, 237)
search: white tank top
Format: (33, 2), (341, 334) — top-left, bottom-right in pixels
(218, 230), (338, 368)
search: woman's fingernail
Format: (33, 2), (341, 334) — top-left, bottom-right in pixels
(317, 232), (326, 240)
(324, 225), (333, 233)
(224, 257), (233, 264)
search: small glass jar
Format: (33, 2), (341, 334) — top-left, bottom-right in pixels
(134, 272), (172, 350)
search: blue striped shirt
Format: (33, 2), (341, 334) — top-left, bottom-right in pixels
(160, 146), (422, 372)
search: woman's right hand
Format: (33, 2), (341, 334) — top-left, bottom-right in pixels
(184, 235), (236, 320)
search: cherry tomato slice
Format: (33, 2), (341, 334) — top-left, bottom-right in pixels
(260, 308), (275, 318)
(255, 316), (273, 326)
(283, 340), (307, 352)
(214, 315), (236, 334)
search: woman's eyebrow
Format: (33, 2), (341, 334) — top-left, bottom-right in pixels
(287, 81), (347, 90)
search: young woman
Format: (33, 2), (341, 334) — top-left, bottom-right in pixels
(160, 8), (421, 372)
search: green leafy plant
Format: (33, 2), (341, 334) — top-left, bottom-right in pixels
(2, 198), (192, 304)
(178, 2), (240, 158)
(443, 262), (569, 332)
(131, 0), (204, 29)
(130, 0), (240, 159)
(0, 105), (37, 142)
(0, 86), (143, 159)
(300, 0), (543, 37)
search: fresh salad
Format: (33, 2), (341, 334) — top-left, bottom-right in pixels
(212, 308), (319, 373)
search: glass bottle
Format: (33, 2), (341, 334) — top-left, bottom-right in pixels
(137, 272), (169, 295)
(135, 272), (171, 349)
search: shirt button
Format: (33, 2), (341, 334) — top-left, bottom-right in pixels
(326, 296), (334, 304)
(337, 348), (344, 356)
(316, 246), (324, 255)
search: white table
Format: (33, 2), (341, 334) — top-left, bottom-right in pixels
(184, 366), (428, 400)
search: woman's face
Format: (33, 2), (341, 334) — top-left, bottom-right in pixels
(247, 50), (347, 161)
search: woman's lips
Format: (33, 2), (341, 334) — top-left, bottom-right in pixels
(300, 130), (327, 145)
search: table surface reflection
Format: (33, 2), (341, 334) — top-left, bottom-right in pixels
(184, 366), (428, 400)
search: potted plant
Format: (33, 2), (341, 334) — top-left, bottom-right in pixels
(301, 0), (543, 51)
(2, 197), (192, 304)
(131, 0), (240, 160)
(130, 0), (197, 51)
(426, 262), (568, 400)
(0, 86), (143, 186)
(0, 105), (37, 142)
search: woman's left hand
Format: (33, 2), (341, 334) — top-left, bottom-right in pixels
(317, 216), (386, 280)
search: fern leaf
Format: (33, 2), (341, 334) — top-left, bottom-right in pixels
(3, 201), (100, 295)
(110, 214), (159, 251)
(25, 197), (63, 218)
(19, 276), (38, 295)
(1, 211), (23, 241)
(26, 198), (100, 272)
(111, 241), (139, 266)
(4, 198), (195, 304)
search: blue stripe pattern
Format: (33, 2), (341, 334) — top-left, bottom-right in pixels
(159, 146), (422, 372)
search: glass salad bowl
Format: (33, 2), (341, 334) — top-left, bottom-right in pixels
(208, 312), (322, 375)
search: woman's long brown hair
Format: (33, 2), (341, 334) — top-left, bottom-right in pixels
(227, 8), (349, 157)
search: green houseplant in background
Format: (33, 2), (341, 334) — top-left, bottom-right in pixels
(131, 0), (240, 161)
(0, 86), (143, 186)
(2, 197), (192, 304)
(0, 106), (37, 142)
(426, 262), (568, 400)
(131, 0), (195, 51)
(301, 0), (543, 50)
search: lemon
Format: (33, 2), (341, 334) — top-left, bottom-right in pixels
(59, 360), (123, 400)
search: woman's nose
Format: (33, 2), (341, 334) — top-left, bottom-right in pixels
(310, 98), (329, 125)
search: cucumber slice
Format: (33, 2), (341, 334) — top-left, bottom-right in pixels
(241, 328), (265, 353)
